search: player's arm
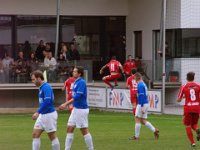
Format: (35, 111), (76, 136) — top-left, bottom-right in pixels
(176, 86), (184, 102)
(62, 80), (68, 91)
(99, 65), (107, 74)
(59, 98), (74, 110)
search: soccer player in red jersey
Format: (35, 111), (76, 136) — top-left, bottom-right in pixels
(62, 72), (76, 113)
(126, 68), (137, 115)
(177, 72), (200, 147)
(99, 56), (124, 90)
(123, 55), (137, 78)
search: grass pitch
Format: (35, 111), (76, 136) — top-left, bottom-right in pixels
(0, 110), (196, 150)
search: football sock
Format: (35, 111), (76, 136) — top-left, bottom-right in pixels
(135, 123), (141, 138)
(186, 127), (195, 144)
(65, 133), (74, 150)
(84, 133), (94, 150)
(145, 121), (156, 132)
(32, 138), (40, 150)
(51, 138), (60, 150)
(192, 124), (198, 131)
(103, 79), (113, 88)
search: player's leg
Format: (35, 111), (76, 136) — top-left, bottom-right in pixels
(102, 75), (113, 88)
(113, 74), (121, 86)
(65, 126), (75, 150)
(47, 132), (60, 150)
(77, 108), (94, 150)
(32, 129), (43, 150)
(130, 92), (137, 115)
(190, 113), (200, 141)
(65, 109), (76, 150)
(80, 128), (94, 150)
(45, 111), (60, 150)
(32, 114), (43, 150)
(184, 113), (195, 146)
(140, 104), (159, 140)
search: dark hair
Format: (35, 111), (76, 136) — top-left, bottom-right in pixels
(131, 68), (137, 75)
(31, 70), (44, 80)
(75, 66), (84, 77)
(134, 72), (142, 81)
(111, 56), (117, 60)
(187, 72), (195, 81)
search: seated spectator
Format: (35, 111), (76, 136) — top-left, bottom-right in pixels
(57, 53), (66, 62)
(70, 43), (80, 61)
(22, 40), (32, 59)
(35, 40), (45, 62)
(123, 55), (137, 77)
(61, 44), (72, 61)
(27, 52), (38, 72)
(13, 51), (29, 83)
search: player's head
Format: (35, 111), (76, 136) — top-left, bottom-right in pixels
(186, 72), (195, 81)
(134, 72), (142, 82)
(31, 70), (44, 87)
(111, 56), (117, 60)
(73, 66), (84, 78)
(131, 68), (137, 75)
(127, 55), (133, 60)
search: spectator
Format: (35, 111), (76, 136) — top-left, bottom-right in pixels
(61, 44), (72, 61)
(70, 43), (80, 60)
(22, 40), (32, 59)
(27, 52), (38, 72)
(2, 51), (14, 83)
(35, 40), (45, 62)
(134, 56), (142, 70)
(123, 55), (137, 78)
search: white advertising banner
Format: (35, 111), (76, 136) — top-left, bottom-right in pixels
(107, 89), (132, 110)
(88, 87), (106, 108)
(107, 88), (162, 112)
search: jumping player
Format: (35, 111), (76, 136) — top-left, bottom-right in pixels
(177, 72), (200, 147)
(31, 70), (60, 150)
(59, 66), (94, 150)
(62, 71), (75, 113)
(129, 72), (159, 140)
(126, 68), (137, 115)
(99, 56), (124, 90)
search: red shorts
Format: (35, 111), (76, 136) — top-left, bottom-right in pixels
(105, 73), (121, 81)
(183, 112), (199, 126)
(130, 91), (137, 104)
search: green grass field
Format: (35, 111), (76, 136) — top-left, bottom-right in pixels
(0, 110), (197, 150)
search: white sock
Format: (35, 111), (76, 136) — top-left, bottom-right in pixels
(65, 133), (74, 150)
(84, 133), (94, 150)
(32, 138), (40, 150)
(52, 138), (60, 150)
(135, 123), (141, 138)
(145, 121), (155, 132)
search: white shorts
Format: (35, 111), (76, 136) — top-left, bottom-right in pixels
(135, 104), (149, 119)
(34, 111), (58, 133)
(68, 108), (89, 128)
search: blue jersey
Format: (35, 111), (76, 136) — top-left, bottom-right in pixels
(72, 77), (88, 109)
(37, 82), (55, 114)
(137, 81), (148, 107)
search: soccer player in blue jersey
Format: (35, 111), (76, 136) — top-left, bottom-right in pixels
(129, 72), (159, 140)
(59, 66), (94, 150)
(31, 70), (60, 150)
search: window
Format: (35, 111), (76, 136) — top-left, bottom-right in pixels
(134, 31), (142, 58)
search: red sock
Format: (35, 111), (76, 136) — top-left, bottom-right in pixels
(132, 108), (136, 115)
(103, 79), (113, 87)
(192, 124), (198, 131)
(186, 127), (195, 144)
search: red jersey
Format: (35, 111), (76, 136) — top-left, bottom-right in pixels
(127, 75), (137, 94)
(123, 60), (136, 76)
(106, 59), (122, 73)
(64, 77), (76, 95)
(178, 82), (200, 113)
(134, 60), (142, 68)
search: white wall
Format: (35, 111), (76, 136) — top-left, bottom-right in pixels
(0, 0), (128, 16)
(126, 0), (161, 60)
(181, 0), (200, 28)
